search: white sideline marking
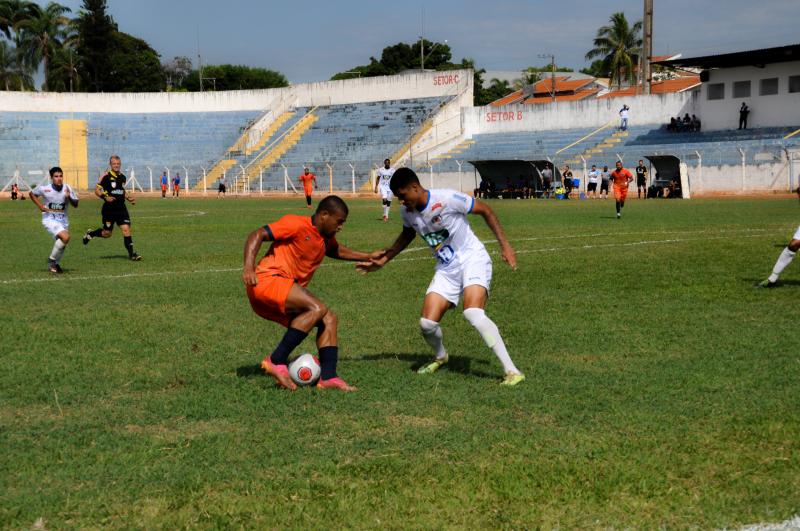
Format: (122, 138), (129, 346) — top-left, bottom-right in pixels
(0, 227), (780, 286)
(137, 210), (206, 219)
(733, 515), (800, 531)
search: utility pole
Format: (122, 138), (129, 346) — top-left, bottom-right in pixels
(642, 0), (654, 94)
(420, 7), (425, 70)
(538, 53), (556, 102)
(196, 26), (203, 92)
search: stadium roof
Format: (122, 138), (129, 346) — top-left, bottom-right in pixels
(597, 76), (701, 99)
(652, 44), (800, 69)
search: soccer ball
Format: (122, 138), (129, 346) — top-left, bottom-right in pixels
(288, 353), (321, 386)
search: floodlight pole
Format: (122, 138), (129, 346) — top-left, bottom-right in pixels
(642, 0), (654, 94)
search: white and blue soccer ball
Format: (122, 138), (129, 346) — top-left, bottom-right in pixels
(288, 353), (321, 386)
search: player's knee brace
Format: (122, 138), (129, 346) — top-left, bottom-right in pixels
(462, 308), (500, 348)
(419, 317), (442, 339)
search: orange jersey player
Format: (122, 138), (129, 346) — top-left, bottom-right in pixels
(610, 161), (634, 219)
(242, 195), (383, 391)
(298, 167), (317, 209)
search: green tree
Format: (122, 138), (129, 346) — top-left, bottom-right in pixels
(580, 59), (609, 78)
(332, 39), (452, 79)
(585, 11), (642, 89)
(104, 31), (162, 92)
(0, 0), (39, 38)
(16, 1), (70, 91)
(184, 64), (288, 91)
(75, 0), (116, 92)
(162, 55), (192, 90)
(0, 39), (32, 89)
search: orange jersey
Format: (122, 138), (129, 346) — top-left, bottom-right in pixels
(299, 173), (315, 192)
(610, 168), (633, 189)
(255, 215), (335, 287)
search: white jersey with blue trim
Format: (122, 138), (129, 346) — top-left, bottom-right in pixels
(401, 188), (487, 270)
(32, 183), (77, 223)
(377, 167), (394, 188)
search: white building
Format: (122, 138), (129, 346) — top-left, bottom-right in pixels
(654, 44), (800, 131)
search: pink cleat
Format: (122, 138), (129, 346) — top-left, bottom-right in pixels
(316, 377), (357, 392)
(261, 357), (297, 390)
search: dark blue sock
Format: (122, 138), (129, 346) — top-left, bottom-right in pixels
(319, 346), (338, 380)
(270, 328), (308, 365)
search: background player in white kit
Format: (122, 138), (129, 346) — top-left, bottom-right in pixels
(358, 168), (525, 386)
(373, 158), (395, 222)
(29, 166), (79, 274)
(758, 186), (800, 287)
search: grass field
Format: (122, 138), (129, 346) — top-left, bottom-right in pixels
(1, 194), (799, 529)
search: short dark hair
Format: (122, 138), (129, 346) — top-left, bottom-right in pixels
(317, 195), (348, 216)
(389, 167), (420, 195)
(49, 166), (63, 177)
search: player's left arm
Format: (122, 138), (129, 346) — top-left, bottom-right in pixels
(124, 185), (136, 205)
(65, 185), (79, 207)
(471, 200), (517, 270)
(326, 240), (381, 262)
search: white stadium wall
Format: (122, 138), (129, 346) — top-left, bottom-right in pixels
(463, 92), (697, 136)
(699, 62), (800, 131)
(0, 70), (473, 113)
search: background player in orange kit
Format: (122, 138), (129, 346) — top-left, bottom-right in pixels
(242, 195), (383, 391)
(298, 167), (317, 208)
(610, 160), (634, 219)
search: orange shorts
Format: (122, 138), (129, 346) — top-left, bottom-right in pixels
(614, 186), (628, 202)
(246, 274), (294, 327)
(161, 184), (167, 192)
(174, 184), (180, 191)
(303, 186), (313, 197)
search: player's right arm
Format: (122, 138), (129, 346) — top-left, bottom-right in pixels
(242, 227), (273, 286)
(356, 226), (416, 273)
(28, 188), (48, 212)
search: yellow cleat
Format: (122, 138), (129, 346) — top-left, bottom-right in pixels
(501, 372), (525, 386)
(417, 355), (448, 374)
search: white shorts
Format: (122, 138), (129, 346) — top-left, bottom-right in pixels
(380, 186), (393, 201)
(42, 217), (68, 239)
(426, 253), (492, 306)
(793, 225), (800, 240)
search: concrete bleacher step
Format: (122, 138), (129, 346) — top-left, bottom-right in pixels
(206, 159), (237, 183)
(244, 111), (295, 155)
(245, 109), (319, 181)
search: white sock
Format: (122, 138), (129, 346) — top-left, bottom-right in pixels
(462, 308), (520, 374)
(420, 318), (446, 360)
(49, 239), (66, 263)
(769, 247), (796, 283)
(383, 205), (389, 218)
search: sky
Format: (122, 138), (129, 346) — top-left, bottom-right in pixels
(41, 0), (800, 83)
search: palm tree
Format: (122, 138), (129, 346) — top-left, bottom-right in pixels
(585, 12), (642, 89)
(0, 0), (40, 38)
(0, 39), (32, 89)
(17, 1), (70, 91)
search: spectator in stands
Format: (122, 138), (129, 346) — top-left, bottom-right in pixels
(599, 165), (611, 199)
(562, 166), (574, 199)
(587, 165), (599, 199)
(502, 177), (514, 199)
(691, 114), (701, 132)
(675, 115), (686, 132)
(668, 117), (678, 132)
(739, 102), (750, 130)
(619, 105), (630, 131)
(515, 175), (527, 199)
(11, 182), (19, 200)
(682, 113), (692, 129)
(541, 165), (553, 198)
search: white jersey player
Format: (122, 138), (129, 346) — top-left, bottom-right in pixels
(29, 167), (79, 274)
(358, 168), (525, 386)
(373, 158), (395, 222)
(758, 186), (800, 288)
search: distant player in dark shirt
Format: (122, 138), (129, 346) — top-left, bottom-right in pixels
(82, 155), (142, 261)
(635, 160), (648, 199)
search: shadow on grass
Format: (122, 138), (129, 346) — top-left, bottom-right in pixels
(236, 364), (263, 378)
(353, 352), (495, 380)
(743, 278), (800, 287)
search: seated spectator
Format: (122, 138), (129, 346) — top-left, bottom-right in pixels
(515, 176), (527, 199)
(682, 113), (691, 127)
(502, 177), (514, 199)
(691, 114), (701, 132)
(668, 117), (677, 131)
(675, 116), (686, 132)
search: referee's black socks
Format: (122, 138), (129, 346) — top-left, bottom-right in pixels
(124, 236), (134, 257)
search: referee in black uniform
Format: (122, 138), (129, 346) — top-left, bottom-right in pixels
(83, 155), (142, 261)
